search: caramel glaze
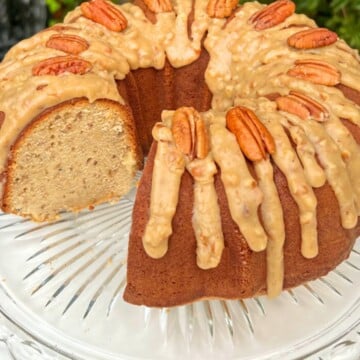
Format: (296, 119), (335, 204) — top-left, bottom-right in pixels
(187, 156), (224, 270)
(126, 142), (268, 307)
(1, 0), (360, 298)
(142, 123), (185, 258)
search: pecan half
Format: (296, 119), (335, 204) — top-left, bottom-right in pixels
(226, 106), (275, 161)
(80, 0), (127, 32)
(207, 0), (238, 18)
(287, 59), (341, 86)
(0, 111), (5, 130)
(287, 28), (338, 49)
(195, 115), (209, 159)
(250, 0), (295, 31)
(171, 107), (209, 160)
(46, 34), (89, 55)
(143, 0), (173, 13)
(276, 91), (329, 121)
(32, 56), (92, 76)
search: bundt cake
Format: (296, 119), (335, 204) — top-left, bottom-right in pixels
(0, 0), (360, 307)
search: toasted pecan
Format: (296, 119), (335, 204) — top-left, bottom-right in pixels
(80, 0), (127, 32)
(46, 34), (89, 55)
(276, 96), (310, 120)
(276, 91), (329, 121)
(172, 109), (192, 156)
(32, 55), (92, 76)
(143, 0), (173, 13)
(287, 59), (341, 86)
(287, 28), (338, 49)
(226, 106), (275, 161)
(171, 107), (209, 160)
(207, 0), (238, 18)
(290, 91), (329, 121)
(250, 0), (295, 31)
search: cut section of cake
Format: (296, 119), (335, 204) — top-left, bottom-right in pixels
(3, 98), (141, 221)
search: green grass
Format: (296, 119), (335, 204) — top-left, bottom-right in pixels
(46, 0), (360, 51)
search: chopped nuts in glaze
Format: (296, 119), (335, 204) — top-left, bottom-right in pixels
(250, 0), (295, 30)
(281, 120), (326, 188)
(144, 110), (224, 268)
(288, 28), (338, 49)
(225, 105), (285, 295)
(46, 34), (90, 55)
(282, 112), (358, 229)
(207, 0), (238, 18)
(254, 159), (285, 298)
(142, 123), (186, 258)
(80, 0), (127, 32)
(323, 114), (360, 215)
(287, 59), (341, 86)
(172, 108), (223, 269)
(210, 123), (268, 252)
(171, 107), (224, 269)
(258, 108), (319, 259)
(187, 157), (224, 270)
(187, 115), (224, 269)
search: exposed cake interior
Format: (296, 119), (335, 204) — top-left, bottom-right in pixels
(3, 99), (141, 221)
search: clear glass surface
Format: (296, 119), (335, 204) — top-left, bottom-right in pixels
(0, 183), (359, 360)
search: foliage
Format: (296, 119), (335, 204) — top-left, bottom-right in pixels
(240, 0), (360, 50)
(46, 0), (360, 50)
(45, 0), (121, 25)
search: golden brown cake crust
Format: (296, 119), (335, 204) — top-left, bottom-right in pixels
(124, 140), (360, 307)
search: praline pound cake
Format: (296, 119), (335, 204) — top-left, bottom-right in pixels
(0, 0), (359, 305)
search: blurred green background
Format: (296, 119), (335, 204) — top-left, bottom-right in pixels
(46, 0), (360, 50)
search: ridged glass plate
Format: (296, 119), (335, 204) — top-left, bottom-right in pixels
(0, 180), (359, 360)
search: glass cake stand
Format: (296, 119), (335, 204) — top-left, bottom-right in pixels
(0, 181), (359, 360)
